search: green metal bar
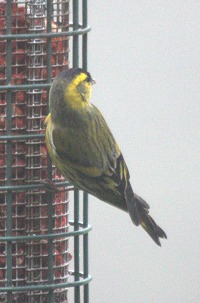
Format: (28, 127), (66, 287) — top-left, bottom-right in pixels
(82, 0), (88, 70)
(74, 189), (80, 303)
(0, 274), (92, 292)
(73, 0), (79, 67)
(46, 0), (52, 85)
(5, 2), (13, 302)
(46, 2), (54, 293)
(0, 25), (91, 40)
(47, 200), (54, 303)
(0, 181), (70, 192)
(46, 0), (53, 281)
(0, 134), (45, 140)
(83, 191), (90, 303)
(47, 191), (54, 303)
(0, 83), (51, 91)
(82, 3), (90, 301)
(0, 224), (92, 242)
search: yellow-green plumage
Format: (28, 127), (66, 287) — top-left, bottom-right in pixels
(45, 68), (167, 246)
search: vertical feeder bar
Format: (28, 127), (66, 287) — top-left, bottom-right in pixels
(73, 0), (79, 68)
(26, 3), (49, 302)
(82, 0), (88, 70)
(74, 189), (80, 303)
(26, 1), (70, 302)
(82, 0), (89, 303)
(5, 2), (12, 303)
(46, 3), (53, 303)
(82, 2), (89, 302)
(72, 2), (80, 302)
(83, 192), (89, 303)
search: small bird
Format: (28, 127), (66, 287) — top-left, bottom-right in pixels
(45, 68), (167, 246)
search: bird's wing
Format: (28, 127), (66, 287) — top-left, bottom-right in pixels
(47, 110), (141, 225)
(52, 105), (124, 178)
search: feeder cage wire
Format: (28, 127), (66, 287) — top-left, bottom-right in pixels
(0, 0), (91, 302)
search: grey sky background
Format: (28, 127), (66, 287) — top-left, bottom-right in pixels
(86, 1), (200, 303)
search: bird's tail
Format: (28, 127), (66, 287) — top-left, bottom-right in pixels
(125, 184), (167, 246)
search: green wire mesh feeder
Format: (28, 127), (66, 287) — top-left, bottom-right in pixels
(0, 0), (91, 302)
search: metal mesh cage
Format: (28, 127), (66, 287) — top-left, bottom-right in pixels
(0, 0), (91, 302)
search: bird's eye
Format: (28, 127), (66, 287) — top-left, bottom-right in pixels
(84, 77), (96, 85)
(84, 77), (90, 83)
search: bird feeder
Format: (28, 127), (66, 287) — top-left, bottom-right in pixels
(0, 0), (91, 302)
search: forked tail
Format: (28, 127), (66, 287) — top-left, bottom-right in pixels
(125, 183), (167, 246)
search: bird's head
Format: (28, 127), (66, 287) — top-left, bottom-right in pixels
(49, 68), (95, 116)
(67, 68), (95, 107)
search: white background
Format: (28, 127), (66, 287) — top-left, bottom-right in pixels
(87, 1), (200, 303)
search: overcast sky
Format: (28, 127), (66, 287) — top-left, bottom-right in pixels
(86, 1), (200, 303)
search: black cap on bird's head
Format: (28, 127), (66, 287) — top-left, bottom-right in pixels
(57, 68), (95, 85)
(49, 68), (95, 123)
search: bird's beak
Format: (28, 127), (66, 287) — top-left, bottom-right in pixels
(91, 78), (96, 85)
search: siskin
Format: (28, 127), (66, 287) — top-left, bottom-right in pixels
(45, 68), (167, 246)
